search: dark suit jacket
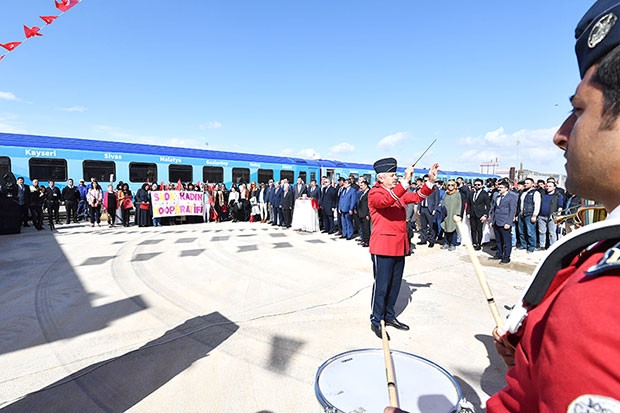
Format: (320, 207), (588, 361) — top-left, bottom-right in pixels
(357, 189), (370, 218)
(281, 190), (294, 209)
(422, 185), (440, 213)
(292, 183), (306, 199)
(306, 185), (320, 201)
(491, 191), (518, 227)
(467, 189), (491, 218)
(273, 187), (283, 207)
(45, 186), (61, 204)
(319, 185), (337, 210)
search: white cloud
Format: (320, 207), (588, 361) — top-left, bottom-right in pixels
(0, 92), (18, 101)
(377, 131), (408, 151)
(454, 125), (565, 174)
(329, 142), (355, 154)
(200, 121), (223, 130)
(297, 148), (321, 159)
(61, 106), (87, 113)
(0, 113), (25, 133)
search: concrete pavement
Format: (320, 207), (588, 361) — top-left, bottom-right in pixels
(0, 220), (547, 412)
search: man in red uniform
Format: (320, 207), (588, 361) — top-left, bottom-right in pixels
(386, 1), (620, 412)
(368, 157), (439, 340)
(487, 0), (620, 411)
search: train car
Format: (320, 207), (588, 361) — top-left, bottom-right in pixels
(0, 132), (499, 190)
(0, 132), (321, 190)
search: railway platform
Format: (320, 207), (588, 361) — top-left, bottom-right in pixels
(0, 220), (545, 412)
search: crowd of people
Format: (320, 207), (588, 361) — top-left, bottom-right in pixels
(13, 172), (577, 255)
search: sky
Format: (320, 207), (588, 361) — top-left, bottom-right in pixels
(0, 0), (596, 175)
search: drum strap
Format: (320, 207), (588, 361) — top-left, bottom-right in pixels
(523, 224), (620, 307)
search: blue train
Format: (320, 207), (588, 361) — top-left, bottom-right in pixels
(0, 132), (499, 189)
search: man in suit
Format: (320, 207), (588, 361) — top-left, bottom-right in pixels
(338, 179), (357, 239)
(292, 177), (306, 199)
(16, 176), (31, 227)
(45, 180), (62, 225)
(306, 179), (320, 200)
(489, 180), (518, 264)
(357, 177), (371, 247)
(368, 157), (439, 340)
(467, 178), (491, 250)
(319, 178), (337, 234)
(281, 182), (294, 228)
(62, 178), (80, 224)
(272, 181), (283, 226)
(416, 174), (440, 247)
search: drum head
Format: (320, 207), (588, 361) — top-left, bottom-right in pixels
(315, 349), (462, 413)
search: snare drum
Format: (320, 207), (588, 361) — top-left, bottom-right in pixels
(315, 349), (463, 413)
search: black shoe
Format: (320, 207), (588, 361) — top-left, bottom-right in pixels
(416, 241), (426, 245)
(500, 259), (511, 265)
(385, 319), (410, 331)
(490, 246), (497, 251)
(371, 324), (389, 340)
(474, 245), (481, 251)
(489, 256), (502, 260)
(428, 242), (434, 248)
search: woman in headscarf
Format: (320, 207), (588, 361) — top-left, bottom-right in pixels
(440, 180), (463, 251)
(118, 183), (133, 227)
(134, 183), (151, 227)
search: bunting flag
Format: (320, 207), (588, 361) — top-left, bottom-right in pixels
(1, 1), (84, 62)
(24, 25), (43, 38)
(176, 179), (183, 190)
(159, 181), (165, 191)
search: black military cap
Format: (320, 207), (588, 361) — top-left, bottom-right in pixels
(575, 0), (620, 78)
(373, 157), (398, 174)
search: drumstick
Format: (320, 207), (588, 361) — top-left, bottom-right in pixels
(380, 320), (399, 408)
(454, 216), (504, 329)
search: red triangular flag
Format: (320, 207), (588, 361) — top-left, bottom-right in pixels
(0, 42), (21, 52)
(176, 179), (182, 190)
(55, 0), (79, 12)
(0, 56), (4, 61)
(159, 181), (165, 191)
(40, 16), (58, 25)
(24, 25), (43, 38)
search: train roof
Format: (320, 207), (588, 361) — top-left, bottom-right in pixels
(0, 132), (321, 167)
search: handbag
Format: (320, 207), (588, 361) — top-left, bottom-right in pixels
(139, 202), (150, 210)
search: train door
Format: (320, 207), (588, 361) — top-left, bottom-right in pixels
(324, 168), (335, 182)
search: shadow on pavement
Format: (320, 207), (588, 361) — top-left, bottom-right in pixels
(2, 312), (238, 412)
(395, 281), (432, 318)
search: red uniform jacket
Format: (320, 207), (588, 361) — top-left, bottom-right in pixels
(368, 182), (434, 256)
(487, 239), (620, 412)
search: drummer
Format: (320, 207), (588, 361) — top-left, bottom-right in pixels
(368, 157), (439, 340)
(386, 1), (620, 411)
(487, 1), (620, 411)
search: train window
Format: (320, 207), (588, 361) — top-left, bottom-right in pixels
(169, 164), (193, 183)
(203, 166), (223, 184)
(299, 171), (307, 183)
(129, 162), (157, 183)
(0, 156), (10, 176)
(310, 172), (316, 183)
(362, 173), (372, 184)
(257, 169), (273, 184)
(279, 170), (294, 183)
(232, 168), (250, 184)
(83, 160), (116, 183)
(29, 158), (67, 182)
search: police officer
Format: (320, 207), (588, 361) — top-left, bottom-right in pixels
(368, 158), (439, 340)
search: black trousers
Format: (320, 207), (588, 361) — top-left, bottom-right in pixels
(282, 207), (292, 227)
(420, 207), (436, 243)
(30, 205), (43, 229)
(49, 202), (60, 223)
(360, 215), (371, 243)
(19, 203), (29, 226)
(321, 207), (334, 233)
(65, 200), (77, 223)
(122, 207), (131, 226)
(470, 215), (484, 246)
